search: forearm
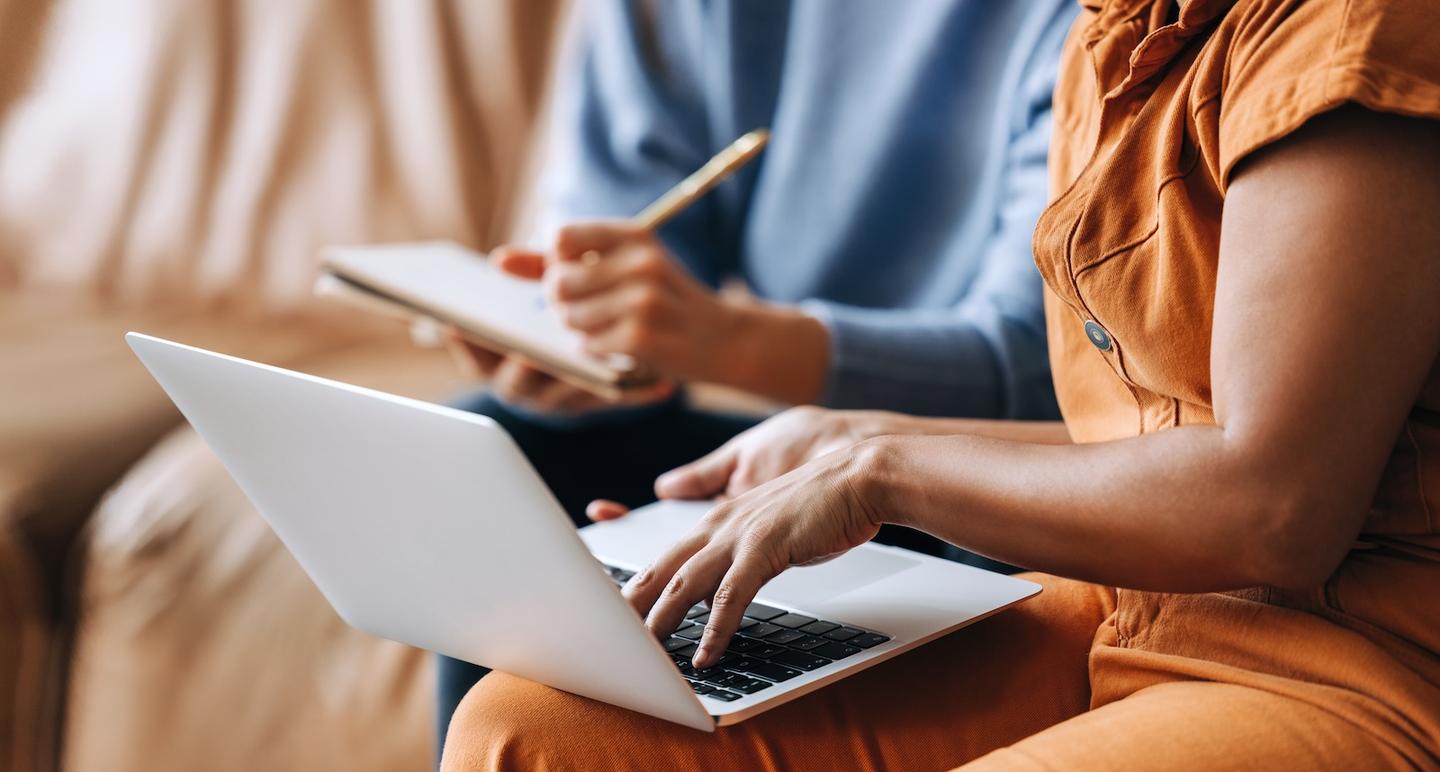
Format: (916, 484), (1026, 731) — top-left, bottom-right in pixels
(859, 428), (1359, 592)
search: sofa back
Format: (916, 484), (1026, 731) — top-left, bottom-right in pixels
(0, 0), (567, 309)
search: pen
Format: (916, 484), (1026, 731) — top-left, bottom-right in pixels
(578, 129), (770, 265)
(634, 128), (770, 229)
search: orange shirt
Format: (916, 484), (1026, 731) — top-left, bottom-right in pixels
(1035, 0), (1440, 677)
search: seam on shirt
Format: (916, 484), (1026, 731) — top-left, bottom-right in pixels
(1218, 61), (1440, 190)
(1058, 201), (1145, 424)
(1074, 142), (1200, 279)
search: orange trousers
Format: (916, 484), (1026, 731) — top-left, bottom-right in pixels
(441, 575), (1440, 770)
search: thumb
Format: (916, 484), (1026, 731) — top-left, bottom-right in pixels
(491, 246), (547, 280)
(655, 447), (738, 500)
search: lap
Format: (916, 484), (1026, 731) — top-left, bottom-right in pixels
(441, 574), (1115, 772)
(964, 680), (1419, 771)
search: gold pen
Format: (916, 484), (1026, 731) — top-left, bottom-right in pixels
(634, 128), (770, 229)
(580, 129), (770, 265)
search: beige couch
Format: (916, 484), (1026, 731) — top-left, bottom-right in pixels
(0, 2), (569, 769)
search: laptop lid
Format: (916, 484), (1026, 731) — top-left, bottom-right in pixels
(125, 332), (712, 731)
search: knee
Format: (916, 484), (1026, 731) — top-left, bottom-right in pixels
(440, 673), (653, 771)
(441, 675), (538, 771)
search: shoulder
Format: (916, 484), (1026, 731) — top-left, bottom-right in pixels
(1198, 0), (1440, 186)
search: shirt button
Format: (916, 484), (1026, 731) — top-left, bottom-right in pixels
(1083, 320), (1113, 352)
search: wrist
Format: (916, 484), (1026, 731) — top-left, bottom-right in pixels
(714, 298), (830, 403)
(848, 435), (907, 529)
(838, 410), (907, 444)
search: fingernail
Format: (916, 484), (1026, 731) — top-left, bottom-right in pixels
(692, 648), (709, 668)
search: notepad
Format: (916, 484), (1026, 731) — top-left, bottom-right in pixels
(317, 242), (656, 398)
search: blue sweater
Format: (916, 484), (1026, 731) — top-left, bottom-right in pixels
(534, 0), (1077, 419)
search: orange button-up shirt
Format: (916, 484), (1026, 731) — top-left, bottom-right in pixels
(1034, 0), (1440, 674)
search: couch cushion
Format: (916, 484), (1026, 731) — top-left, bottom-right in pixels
(0, 289), (461, 772)
(0, 290), (420, 564)
(64, 340), (465, 772)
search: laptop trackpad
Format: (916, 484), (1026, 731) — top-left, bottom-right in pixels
(580, 499), (921, 605)
(759, 547), (920, 606)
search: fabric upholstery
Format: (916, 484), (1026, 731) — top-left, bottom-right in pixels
(65, 342), (463, 772)
(0, 295), (399, 771)
(0, 0), (565, 307)
(0, 0), (570, 769)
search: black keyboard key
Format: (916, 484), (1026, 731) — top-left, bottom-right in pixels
(743, 602), (786, 621)
(691, 612), (711, 625)
(745, 662), (802, 682)
(768, 649), (831, 671)
(823, 627), (864, 642)
(740, 622), (783, 639)
(662, 637), (692, 653)
(726, 636), (763, 653)
(813, 642), (862, 660)
(800, 620), (839, 636)
(769, 613), (818, 629)
(850, 633), (891, 649)
(719, 656), (760, 672)
(676, 625), (706, 641)
(709, 673), (741, 687)
(674, 642), (699, 658)
(751, 644), (787, 659)
(707, 690), (741, 702)
(787, 635), (829, 651)
(699, 669), (732, 685)
(764, 629), (808, 645)
(689, 681), (714, 694)
(686, 604), (710, 619)
(615, 570), (635, 583)
(729, 677), (773, 694)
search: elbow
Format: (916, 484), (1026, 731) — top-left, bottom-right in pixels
(1241, 489), (1358, 590)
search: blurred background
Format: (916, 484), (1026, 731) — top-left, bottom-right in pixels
(0, 1), (573, 769)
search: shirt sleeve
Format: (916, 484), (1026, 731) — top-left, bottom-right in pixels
(530, 1), (734, 288)
(801, 4), (1073, 420)
(1214, 0), (1440, 189)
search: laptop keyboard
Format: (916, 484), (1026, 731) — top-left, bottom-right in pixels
(603, 564), (892, 704)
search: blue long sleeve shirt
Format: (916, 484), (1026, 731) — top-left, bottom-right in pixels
(533, 0), (1077, 419)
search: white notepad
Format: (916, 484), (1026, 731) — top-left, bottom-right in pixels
(317, 242), (654, 397)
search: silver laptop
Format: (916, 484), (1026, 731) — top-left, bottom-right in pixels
(126, 332), (1040, 732)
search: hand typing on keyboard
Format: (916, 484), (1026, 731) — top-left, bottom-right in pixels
(618, 442), (888, 669)
(604, 565), (891, 703)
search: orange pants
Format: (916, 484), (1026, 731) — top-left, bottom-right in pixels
(441, 575), (1440, 770)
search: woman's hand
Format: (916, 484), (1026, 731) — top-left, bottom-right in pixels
(583, 406), (896, 521)
(655, 406), (893, 499)
(621, 441), (889, 668)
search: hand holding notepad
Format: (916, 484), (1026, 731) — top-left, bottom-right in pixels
(316, 130), (769, 400)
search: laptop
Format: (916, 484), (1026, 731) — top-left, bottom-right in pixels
(126, 332), (1040, 732)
